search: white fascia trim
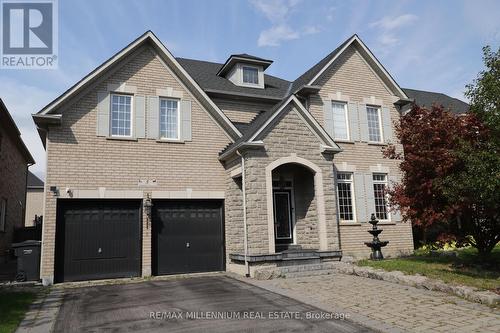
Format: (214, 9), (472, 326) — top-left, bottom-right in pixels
(37, 31), (242, 140)
(248, 95), (341, 151)
(307, 35), (408, 100)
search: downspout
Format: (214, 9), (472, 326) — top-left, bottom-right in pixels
(236, 150), (250, 277)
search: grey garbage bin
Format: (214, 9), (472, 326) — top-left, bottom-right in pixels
(12, 240), (41, 282)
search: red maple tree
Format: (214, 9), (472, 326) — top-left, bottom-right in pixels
(383, 105), (484, 232)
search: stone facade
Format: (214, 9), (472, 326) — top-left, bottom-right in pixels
(242, 105), (339, 254)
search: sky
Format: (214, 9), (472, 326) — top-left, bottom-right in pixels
(1, 0), (499, 180)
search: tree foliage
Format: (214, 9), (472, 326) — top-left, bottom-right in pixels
(385, 45), (500, 255)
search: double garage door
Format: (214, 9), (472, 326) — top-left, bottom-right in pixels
(55, 199), (224, 282)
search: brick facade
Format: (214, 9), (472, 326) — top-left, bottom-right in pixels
(0, 110), (30, 262)
(40, 45), (232, 283)
(38, 35), (415, 283)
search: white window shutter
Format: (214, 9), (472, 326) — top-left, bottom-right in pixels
(388, 175), (402, 221)
(180, 100), (192, 141)
(358, 103), (368, 142)
(364, 173), (376, 220)
(353, 173), (367, 223)
(348, 102), (359, 141)
(134, 95), (146, 139)
(323, 101), (334, 138)
(147, 96), (159, 139)
(381, 107), (393, 143)
(96, 92), (110, 137)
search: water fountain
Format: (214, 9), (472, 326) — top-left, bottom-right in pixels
(364, 213), (389, 260)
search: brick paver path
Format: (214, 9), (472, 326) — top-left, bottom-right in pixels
(256, 273), (500, 333)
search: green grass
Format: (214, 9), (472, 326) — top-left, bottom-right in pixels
(358, 246), (500, 291)
(0, 291), (37, 333)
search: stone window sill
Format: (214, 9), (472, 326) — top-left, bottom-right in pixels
(156, 139), (185, 144)
(106, 136), (138, 142)
(335, 140), (355, 144)
(367, 142), (388, 147)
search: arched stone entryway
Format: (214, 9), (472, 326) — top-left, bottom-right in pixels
(265, 155), (328, 254)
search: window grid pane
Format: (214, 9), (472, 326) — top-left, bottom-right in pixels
(337, 172), (354, 221)
(367, 106), (381, 142)
(160, 99), (179, 139)
(242, 67), (259, 84)
(373, 174), (388, 220)
(111, 95), (132, 136)
(332, 102), (348, 140)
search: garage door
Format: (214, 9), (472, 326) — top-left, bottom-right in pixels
(55, 200), (142, 282)
(153, 200), (224, 275)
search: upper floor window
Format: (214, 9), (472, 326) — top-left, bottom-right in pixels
(366, 106), (382, 142)
(331, 102), (349, 140)
(110, 94), (132, 137)
(336, 172), (355, 221)
(242, 66), (259, 84)
(159, 98), (179, 140)
(373, 173), (389, 220)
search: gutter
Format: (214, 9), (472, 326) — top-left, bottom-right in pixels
(236, 150), (250, 277)
(219, 141), (264, 161)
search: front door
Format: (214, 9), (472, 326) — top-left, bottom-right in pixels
(273, 190), (293, 251)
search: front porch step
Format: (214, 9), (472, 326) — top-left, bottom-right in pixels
(253, 262), (337, 280)
(279, 262), (335, 274)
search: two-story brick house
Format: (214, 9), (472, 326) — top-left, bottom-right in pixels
(34, 31), (422, 285)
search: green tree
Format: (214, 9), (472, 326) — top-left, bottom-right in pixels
(441, 46), (500, 256)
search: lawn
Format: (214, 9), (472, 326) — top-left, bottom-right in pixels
(0, 291), (37, 333)
(358, 245), (500, 292)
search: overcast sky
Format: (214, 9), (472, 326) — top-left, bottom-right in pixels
(1, 0), (499, 180)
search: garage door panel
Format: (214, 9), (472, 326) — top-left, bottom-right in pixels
(153, 200), (224, 276)
(55, 200), (142, 282)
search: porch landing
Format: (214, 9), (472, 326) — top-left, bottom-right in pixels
(229, 247), (342, 264)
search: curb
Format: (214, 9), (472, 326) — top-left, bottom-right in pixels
(331, 262), (500, 306)
(15, 289), (63, 333)
(227, 273), (408, 333)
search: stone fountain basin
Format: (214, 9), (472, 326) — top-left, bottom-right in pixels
(364, 241), (389, 247)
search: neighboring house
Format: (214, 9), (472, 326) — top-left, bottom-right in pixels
(34, 31), (450, 285)
(25, 171), (44, 227)
(0, 99), (35, 262)
(402, 88), (469, 114)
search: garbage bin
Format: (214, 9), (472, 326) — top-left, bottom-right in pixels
(12, 240), (41, 282)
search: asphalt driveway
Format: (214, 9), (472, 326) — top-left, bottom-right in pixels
(54, 275), (372, 332)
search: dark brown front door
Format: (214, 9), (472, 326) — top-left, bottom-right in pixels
(273, 190), (293, 250)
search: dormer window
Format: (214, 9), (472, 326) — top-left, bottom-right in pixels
(217, 53), (273, 90)
(242, 66), (259, 85)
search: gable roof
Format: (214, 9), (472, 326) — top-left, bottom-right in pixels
(402, 88), (469, 114)
(0, 99), (35, 165)
(219, 95), (342, 160)
(177, 58), (290, 100)
(27, 171), (44, 188)
(291, 34), (408, 99)
(34, 31), (242, 141)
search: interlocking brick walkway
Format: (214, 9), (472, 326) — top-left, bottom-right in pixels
(254, 273), (500, 333)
